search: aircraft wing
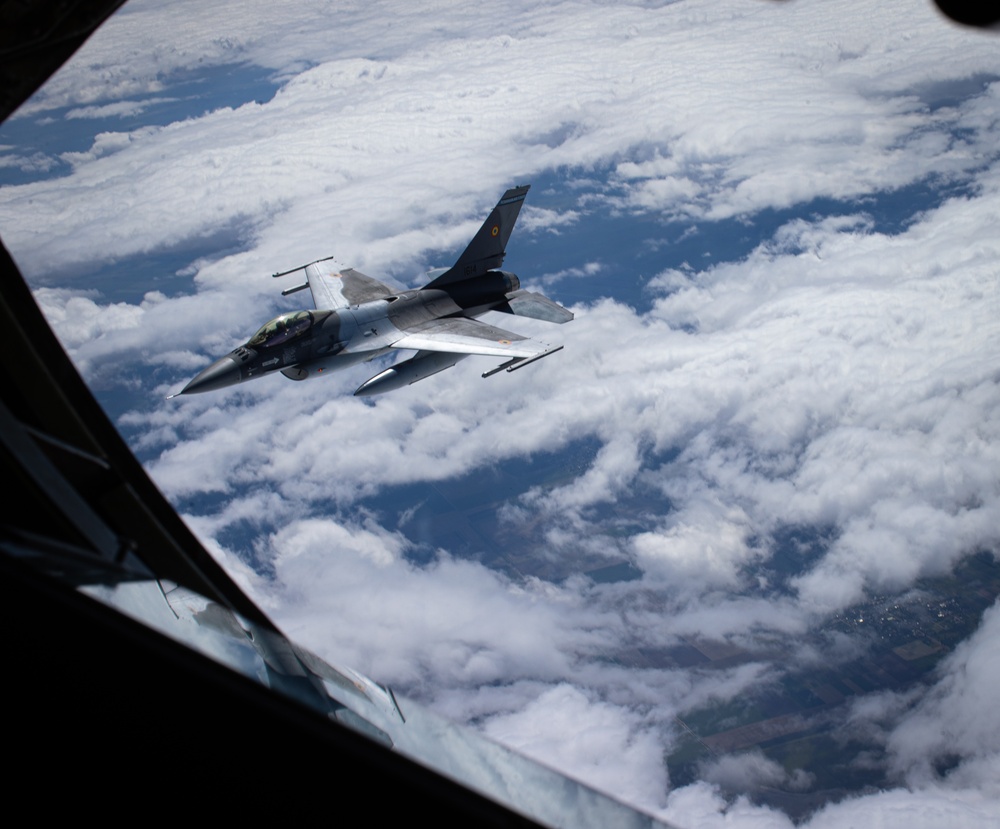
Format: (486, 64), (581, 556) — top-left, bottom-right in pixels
(392, 316), (548, 359)
(304, 259), (396, 310)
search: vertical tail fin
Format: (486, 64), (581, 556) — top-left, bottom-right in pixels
(425, 185), (530, 288)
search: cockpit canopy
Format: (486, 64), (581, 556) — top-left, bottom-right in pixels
(248, 310), (315, 349)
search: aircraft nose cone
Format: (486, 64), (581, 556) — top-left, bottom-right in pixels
(178, 355), (242, 395)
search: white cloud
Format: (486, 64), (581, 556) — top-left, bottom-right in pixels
(661, 782), (795, 829)
(33, 287), (146, 349)
(633, 502), (756, 589)
(258, 517), (619, 691)
(65, 98), (176, 120)
(804, 784), (1000, 829)
(0, 150), (59, 173)
(885, 600), (1000, 789)
(483, 683), (669, 811)
(60, 127), (160, 166)
(4, 0), (999, 278)
(521, 205), (580, 235)
(700, 749), (812, 794)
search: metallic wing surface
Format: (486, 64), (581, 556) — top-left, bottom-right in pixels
(303, 259), (396, 310)
(495, 290), (575, 324)
(391, 316), (548, 359)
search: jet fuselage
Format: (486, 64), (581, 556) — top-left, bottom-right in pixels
(181, 271), (520, 394)
(174, 185), (572, 399)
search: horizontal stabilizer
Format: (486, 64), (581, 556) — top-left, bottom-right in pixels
(496, 290), (574, 324)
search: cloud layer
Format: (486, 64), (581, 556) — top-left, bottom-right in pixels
(4, 1), (1000, 826)
(4, 0), (999, 277)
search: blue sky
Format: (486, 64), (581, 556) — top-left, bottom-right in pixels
(3, 1), (1000, 825)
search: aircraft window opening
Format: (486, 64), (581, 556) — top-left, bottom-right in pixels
(248, 310), (314, 348)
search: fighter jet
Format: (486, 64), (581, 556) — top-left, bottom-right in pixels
(173, 185), (573, 398)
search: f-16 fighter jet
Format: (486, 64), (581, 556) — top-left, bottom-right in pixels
(173, 185), (572, 398)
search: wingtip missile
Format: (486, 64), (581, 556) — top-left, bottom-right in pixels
(482, 346), (564, 378)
